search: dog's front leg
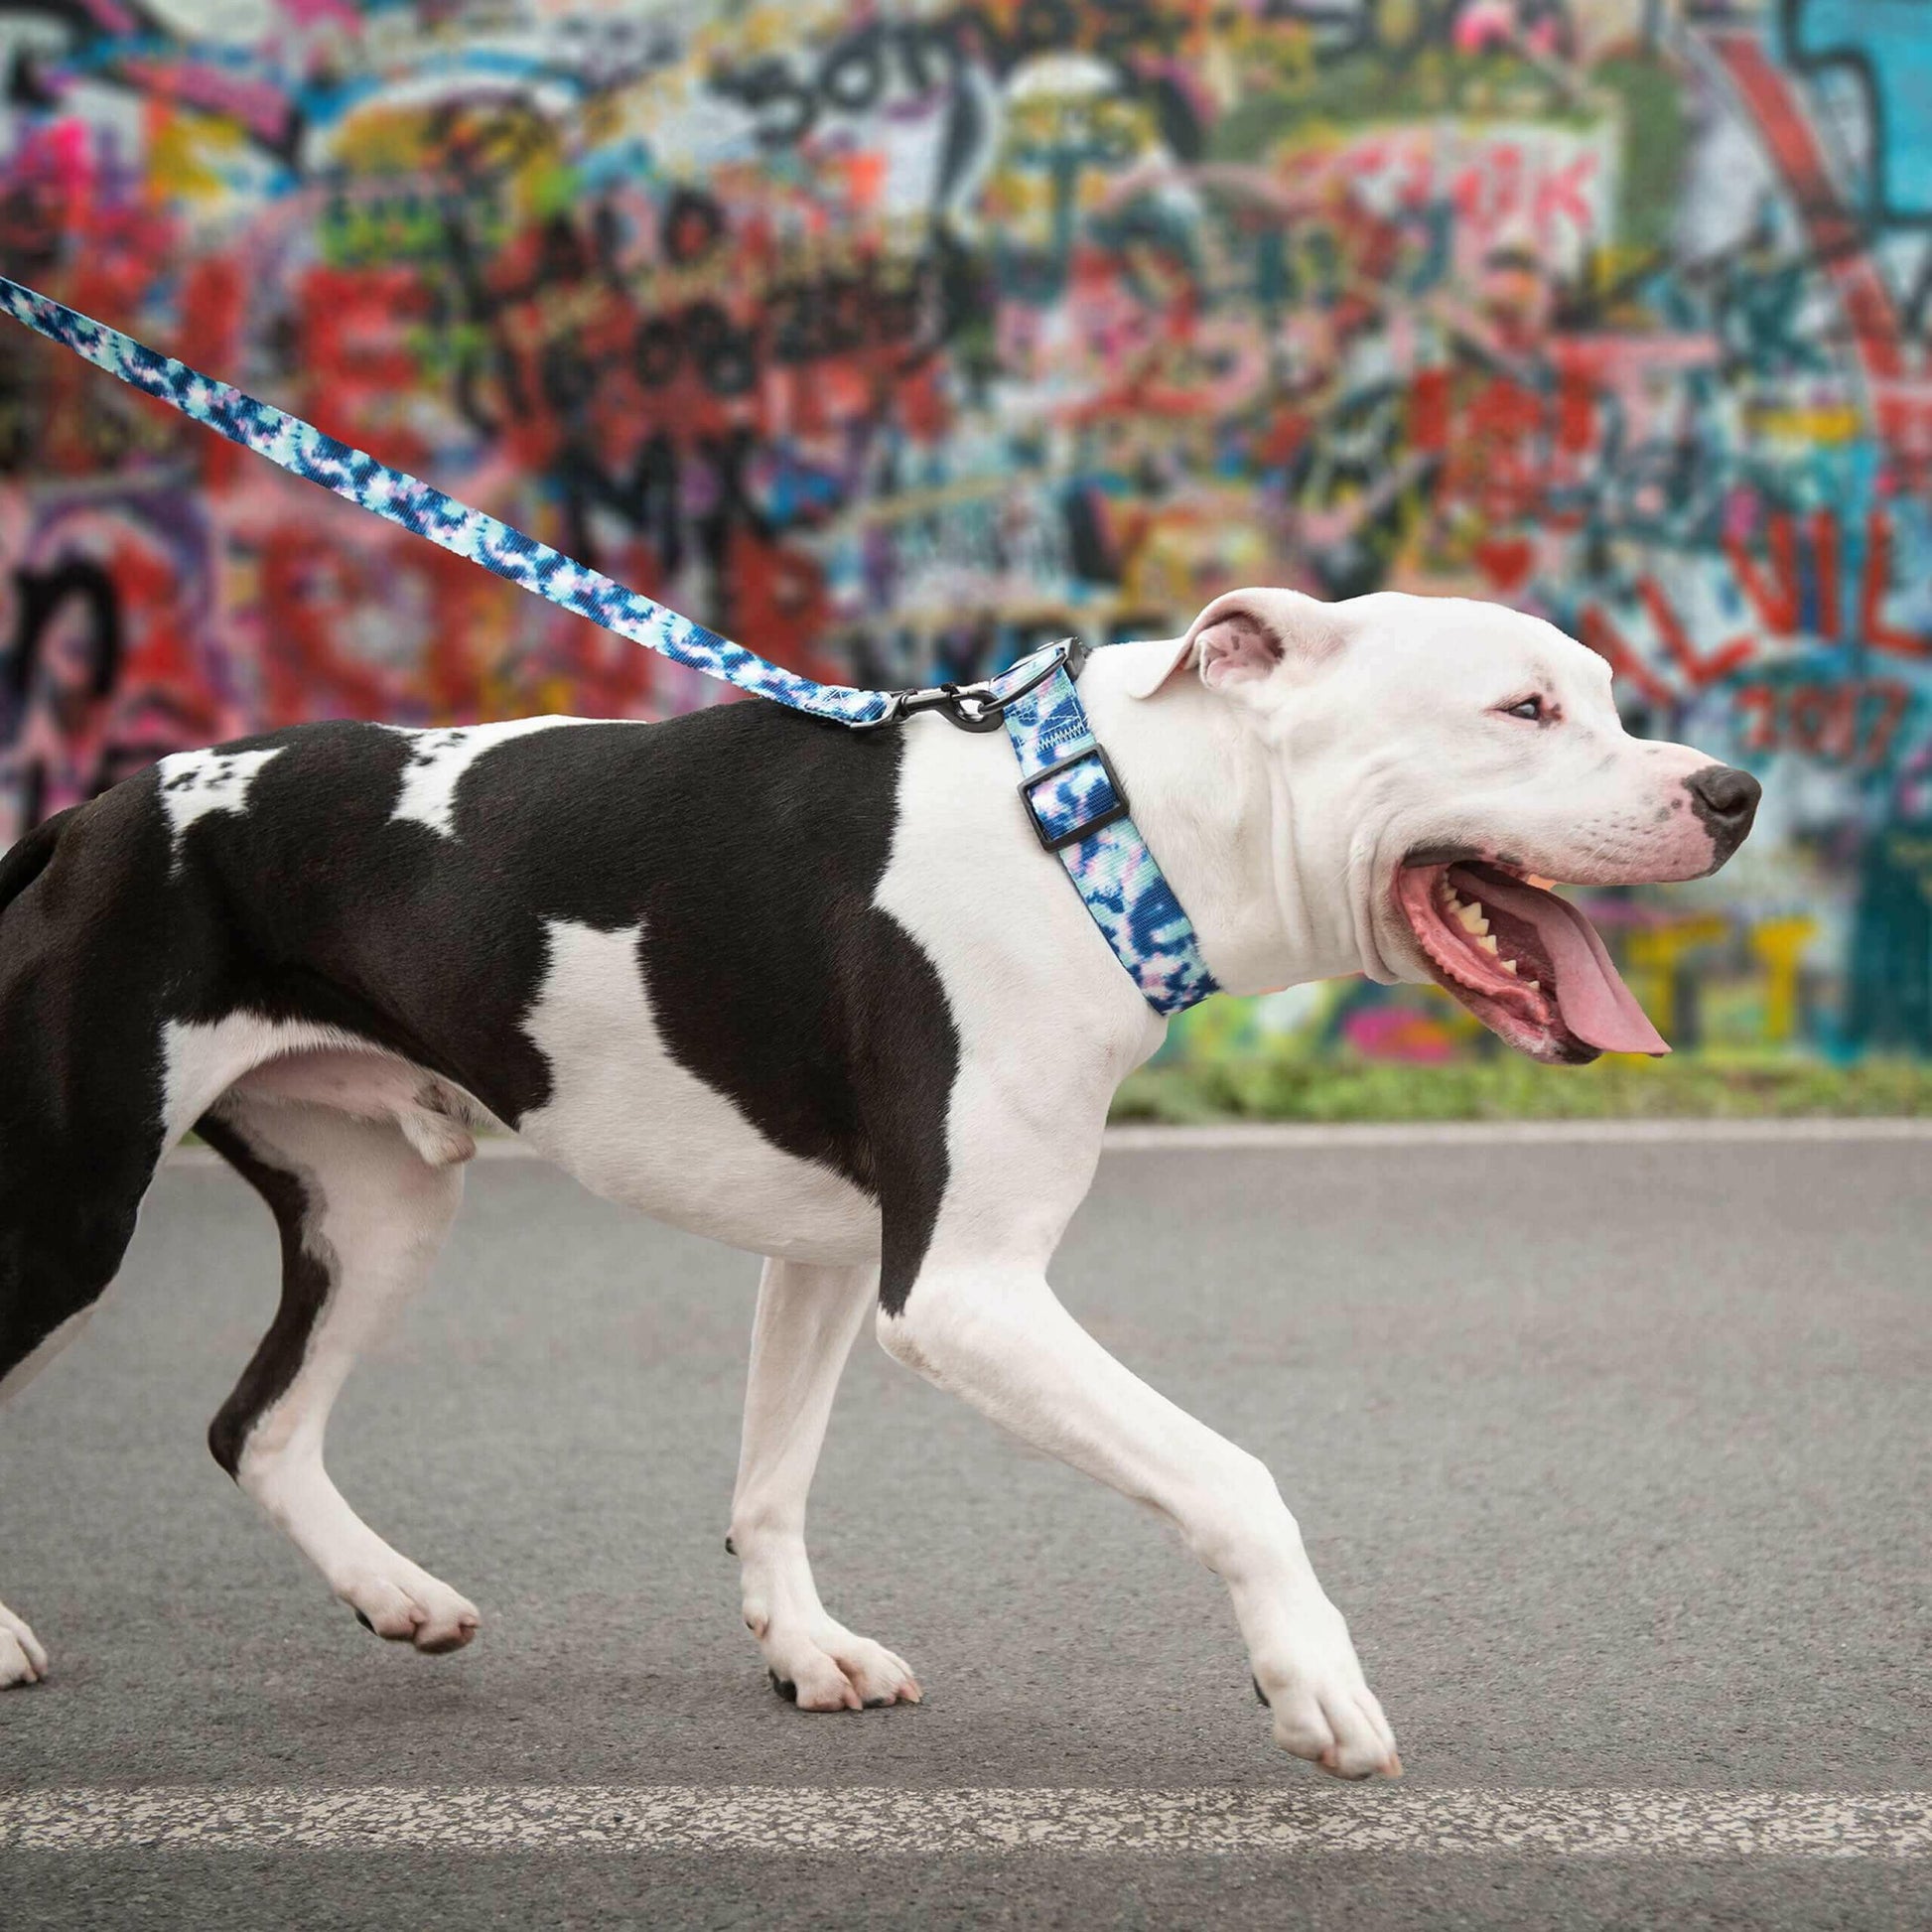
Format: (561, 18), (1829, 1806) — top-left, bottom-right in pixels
(879, 1262), (1399, 1777)
(729, 1258), (921, 1711)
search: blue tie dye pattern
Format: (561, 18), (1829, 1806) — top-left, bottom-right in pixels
(0, 276), (891, 726)
(0, 276), (1217, 1017)
(1000, 656), (1219, 1016)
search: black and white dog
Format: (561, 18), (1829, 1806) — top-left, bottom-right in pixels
(0, 589), (1758, 1777)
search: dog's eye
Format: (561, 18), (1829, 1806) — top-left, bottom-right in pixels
(1502, 696), (1545, 722)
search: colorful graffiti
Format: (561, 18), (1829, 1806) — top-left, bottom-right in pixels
(1, 0), (1927, 1056)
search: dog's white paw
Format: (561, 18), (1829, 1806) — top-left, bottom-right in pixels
(335, 1560), (480, 1655)
(0, 1600), (49, 1688)
(761, 1619), (922, 1713)
(1252, 1604), (1401, 1779)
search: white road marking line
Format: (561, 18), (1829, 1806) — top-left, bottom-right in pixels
(1, 1788), (1925, 1857)
(166, 1114), (1932, 1170)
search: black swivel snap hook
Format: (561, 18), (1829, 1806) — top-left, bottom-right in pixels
(852, 639), (1085, 734)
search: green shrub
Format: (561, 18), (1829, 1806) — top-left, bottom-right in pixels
(1110, 1052), (1932, 1124)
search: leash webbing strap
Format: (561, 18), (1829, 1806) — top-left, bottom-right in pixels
(0, 273), (1219, 1016)
(0, 274), (894, 726)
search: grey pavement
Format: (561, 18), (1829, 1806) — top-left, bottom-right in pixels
(2, 1133), (1927, 1927)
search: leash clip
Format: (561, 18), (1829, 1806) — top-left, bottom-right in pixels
(853, 639), (1083, 734)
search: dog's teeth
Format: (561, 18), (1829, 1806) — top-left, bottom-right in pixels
(1501, 958), (1518, 975)
(1454, 901), (1487, 934)
(1523, 976), (1540, 989)
(1477, 933), (1499, 954)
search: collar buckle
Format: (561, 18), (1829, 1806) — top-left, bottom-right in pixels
(1018, 744), (1133, 852)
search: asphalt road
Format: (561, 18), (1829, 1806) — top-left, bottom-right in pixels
(2, 1128), (1927, 1927)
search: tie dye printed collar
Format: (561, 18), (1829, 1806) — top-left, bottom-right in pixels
(0, 274), (1216, 1017)
(997, 647), (1219, 1016)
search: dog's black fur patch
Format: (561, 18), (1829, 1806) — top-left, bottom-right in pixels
(0, 701), (959, 1387)
(0, 780), (181, 1381)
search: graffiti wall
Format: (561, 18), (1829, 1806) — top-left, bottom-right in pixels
(1, 0), (1926, 1058)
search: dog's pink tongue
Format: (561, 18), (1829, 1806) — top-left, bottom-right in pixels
(1455, 870), (1670, 1056)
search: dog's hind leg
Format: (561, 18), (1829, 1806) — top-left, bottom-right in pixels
(1, 1210), (149, 1688)
(729, 1259), (921, 1711)
(200, 1092), (480, 1654)
(1, 1107), (160, 1690)
(1, 1292), (100, 1684)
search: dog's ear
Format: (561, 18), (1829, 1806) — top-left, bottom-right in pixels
(1122, 589), (1340, 700)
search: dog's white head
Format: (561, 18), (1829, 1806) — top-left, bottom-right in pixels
(1126, 588), (1759, 1063)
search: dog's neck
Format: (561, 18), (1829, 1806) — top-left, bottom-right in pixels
(1077, 644), (1375, 998)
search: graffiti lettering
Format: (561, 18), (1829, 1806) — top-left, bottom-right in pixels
(0, 0), (1927, 1056)
(1734, 679), (1914, 769)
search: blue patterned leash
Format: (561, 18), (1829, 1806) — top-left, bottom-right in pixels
(0, 273), (890, 726)
(0, 273), (1217, 1013)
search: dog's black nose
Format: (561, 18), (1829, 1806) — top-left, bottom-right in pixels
(1686, 764), (1760, 834)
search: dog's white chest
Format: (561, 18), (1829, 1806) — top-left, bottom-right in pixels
(511, 919), (878, 1263)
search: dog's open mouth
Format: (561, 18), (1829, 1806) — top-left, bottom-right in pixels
(1393, 860), (1668, 1064)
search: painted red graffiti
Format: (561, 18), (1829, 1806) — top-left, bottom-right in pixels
(1727, 509), (1930, 659)
(1733, 679), (1914, 766)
